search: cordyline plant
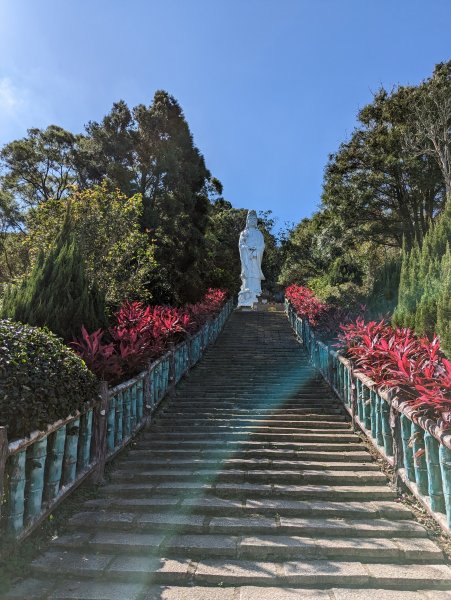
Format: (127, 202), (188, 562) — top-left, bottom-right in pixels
(285, 284), (451, 427)
(285, 284), (363, 339)
(72, 288), (228, 383)
(338, 319), (451, 426)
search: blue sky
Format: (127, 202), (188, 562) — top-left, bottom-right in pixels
(0, 0), (450, 227)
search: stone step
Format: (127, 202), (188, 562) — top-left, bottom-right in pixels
(66, 511), (424, 538)
(126, 449), (373, 462)
(51, 531), (443, 563)
(158, 416), (348, 425)
(82, 497), (413, 520)
(101, 482), (396, 501)
(166, 403), (341, 411)
(153, 422), (351, 431)
(11, 583), (450, 600)
(146, 432), (358, 442)
(116, 458), (379, 471)
(172, 394), (336, 400)
(161, 411), (345, 419)
(30, 551), (451, 589)
(110, 468), (387, 485)
(136, 440), (365, 452)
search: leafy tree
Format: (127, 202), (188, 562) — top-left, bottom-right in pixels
(404, 61), (451, 201)
(365, 256), (401, 318)
(0, 125), (79, 208)
(77, 91), (216, 304)
(0, 189), (27, 284)
(2, 213), (106, 340)
(25, 183), (157, 307)
(75, 100), (135, 194)
(322, 84), (445, 251)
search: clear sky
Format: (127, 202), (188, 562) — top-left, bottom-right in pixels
(0, 0), (450, 227)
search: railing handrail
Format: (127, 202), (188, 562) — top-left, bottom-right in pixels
(285, 298), (451, 533)
(0, 298), (234, 540)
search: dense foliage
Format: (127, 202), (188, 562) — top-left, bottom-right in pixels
(0, 320), (98, 439)
(285, 284), (363, 340)
(338, 319), (451, 427)
(72, 288), (227, 383)
(280, 61), (450, 322)
(287, 285), (451, 427)
(0, 92), (223, 305)
(2, 214), (106, 340)
(393, 201), (451, 356)
(25, 183), (156, 306)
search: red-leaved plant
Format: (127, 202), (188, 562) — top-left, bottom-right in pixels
(286, 284), (451, 426)
(338, 319), (451, 425)
(72, 289), (228, 383)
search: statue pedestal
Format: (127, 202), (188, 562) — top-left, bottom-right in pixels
(237, 289), (259, 308)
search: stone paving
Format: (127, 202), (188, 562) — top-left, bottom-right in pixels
(4, 309), (451, 599)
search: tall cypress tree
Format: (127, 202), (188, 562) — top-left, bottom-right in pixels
(437, 244), (451, 357)
(2, 212), (106, 340)
(393, 201), (451, 343)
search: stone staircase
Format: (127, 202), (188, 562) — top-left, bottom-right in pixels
(6, 309), (451, 599)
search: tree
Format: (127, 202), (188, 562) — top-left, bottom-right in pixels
(0, 125), (79, 208)
(437, 245), (451, 357)
(75, 100), (135, 194)
(0, 188), (27, 283)
(322, 84), (445, 251)
(404, 61), (451, 201)
(77, 91), (216, 304)
(2, 213), (106, 340)
(25, 183), (157, 307)
(393, 200), (451, 342)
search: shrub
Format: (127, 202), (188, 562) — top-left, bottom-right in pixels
(393, 201), (451, 348)
(2, 213), (106, 341)
(338, 319), (451, 425)
(286, 284), (451, 425)
(0, 320), (98, 440)
(72, 288), (228, 383)
(285, 284), (364, 340)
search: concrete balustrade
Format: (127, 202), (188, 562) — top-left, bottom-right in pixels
(0, 299), (233, 540)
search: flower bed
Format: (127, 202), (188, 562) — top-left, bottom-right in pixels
(338, 319), (451, 427)
(72, 288), (228, 383)
(285, 284), (451, 426)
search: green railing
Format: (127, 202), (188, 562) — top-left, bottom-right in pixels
(286, 299), (451, 533)
(0, 299), (234, 540)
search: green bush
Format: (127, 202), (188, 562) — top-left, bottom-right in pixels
(393, 201), (451, 355)
(0, 320), (99, 440)
(2, 213), (106, 341)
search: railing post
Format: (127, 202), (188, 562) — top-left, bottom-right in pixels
(143, 364), (153, 429)
(349, 368), (357, 431)
(439, 445), (451, 528)
(389, 401), (403, 493)
(0, 426), (8, 521)
(91, 380), (109, 485)
(327, 347), (334, 387)
(168, 345), (176, 397)
(425, 432), (445, 513)
(187, 333), (193, 369)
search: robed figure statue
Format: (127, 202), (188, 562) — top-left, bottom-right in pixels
(238, 210), (265, 307)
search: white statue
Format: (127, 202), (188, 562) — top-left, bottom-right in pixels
(238, 210), (265, 307)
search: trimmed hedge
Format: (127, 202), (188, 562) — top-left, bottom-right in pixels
(0, 320), (99, 440)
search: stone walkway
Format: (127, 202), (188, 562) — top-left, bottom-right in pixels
(6, 310), (451, 599)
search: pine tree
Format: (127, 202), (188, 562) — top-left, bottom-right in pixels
(394, 200), (451, 334)
(2, 212), (106, 340)
(437, 244), (451, 357)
